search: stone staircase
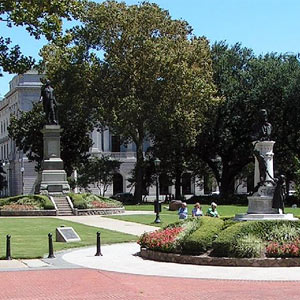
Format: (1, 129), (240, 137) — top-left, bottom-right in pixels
(52, 196), (74, 216)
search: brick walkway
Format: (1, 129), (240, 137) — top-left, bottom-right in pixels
(0, 268), (299, 300)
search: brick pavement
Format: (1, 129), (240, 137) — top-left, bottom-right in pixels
(0, 268), (299, 300)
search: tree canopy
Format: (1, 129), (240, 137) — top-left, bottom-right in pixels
(0, 0), (84, 75)
(40, 1), (217, 202)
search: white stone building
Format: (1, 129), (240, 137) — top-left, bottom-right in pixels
(0, 72), (203, 199)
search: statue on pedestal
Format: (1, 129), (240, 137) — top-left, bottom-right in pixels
(251, 109), (272, 142)
(40, 80), (58, 125)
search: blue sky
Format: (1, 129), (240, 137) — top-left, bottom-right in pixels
(1, 0), (300, 96)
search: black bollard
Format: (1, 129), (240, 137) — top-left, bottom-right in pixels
(6, 234), (11, 260)
(48, 233), (55, 258)
(95, 231), (103, 256)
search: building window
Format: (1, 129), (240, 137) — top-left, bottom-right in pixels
(111, 135), (121, 152)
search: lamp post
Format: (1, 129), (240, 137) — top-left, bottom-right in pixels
(154, 158), (161, 223)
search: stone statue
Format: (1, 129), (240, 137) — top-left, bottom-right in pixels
(252, 109), (272, 141)
(40, 80), (58, 125)
(272, 175), (286, 214)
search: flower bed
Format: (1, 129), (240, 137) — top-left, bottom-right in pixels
(68, 193), (123, 209)
(1, 204), (36, 211)
(0, 195), (55, 212)
(138, 226), (183, 252)
(138, 218), (300, 261)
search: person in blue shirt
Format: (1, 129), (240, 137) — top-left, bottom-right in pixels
(192, 202), (203, 218)
(178, 202), (188, 219)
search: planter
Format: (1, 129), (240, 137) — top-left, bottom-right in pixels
(139, 248), (300, 267)
(74, 207), (125, 216)
(0, 210), (57, 216)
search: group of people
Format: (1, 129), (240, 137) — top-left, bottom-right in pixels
(178, 202), (219, 219)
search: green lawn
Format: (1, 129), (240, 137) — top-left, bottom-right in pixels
(125, 203), (300, 216)
(125, 204), (249, 217)
(108, 204), (300, 227)
(0, 218), (137, 259)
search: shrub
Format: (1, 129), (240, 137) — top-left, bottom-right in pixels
(68, 193), (87, 209)
(267, 223), (300, 243)
(213, 220), (300, 258)
(212, 222), (252, 257)
(232, 234), (264, 258)
(181, 217), (224, 255)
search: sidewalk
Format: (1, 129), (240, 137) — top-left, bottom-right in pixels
(55, 212), (157, 236)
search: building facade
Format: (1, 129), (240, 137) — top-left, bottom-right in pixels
(0, 72), (205, 199)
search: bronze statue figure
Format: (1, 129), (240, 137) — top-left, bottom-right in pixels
(272, 175), (286, 214)
(252, 109), (272, 141)
(253, 149), (267, 183)
(40, 80), (58, 125)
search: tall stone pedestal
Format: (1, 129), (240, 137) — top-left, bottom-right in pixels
(37, 125), (70, 194)
(235, 140), (297, 221)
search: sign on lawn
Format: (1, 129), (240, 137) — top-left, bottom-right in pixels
(56, 226), (81, 242)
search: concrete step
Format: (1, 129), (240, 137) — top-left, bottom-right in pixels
(52, 196), (74, 216)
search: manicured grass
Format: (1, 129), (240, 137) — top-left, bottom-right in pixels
(125, 204), (248, 217)
(0, 218), (137, 259)
(125, 203), (300, 218)
(111, 204), (300, 227)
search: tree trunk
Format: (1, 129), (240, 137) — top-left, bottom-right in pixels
(219, 165), (235, 202)
(175, 166), (182, 200)
(134, 139), (144, 204)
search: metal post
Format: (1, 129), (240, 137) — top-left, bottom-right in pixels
(48, 233), (55, 258)
(95, 232), (103, 256)
(154, 174), (161, 223)
(6, 234), (11, 260)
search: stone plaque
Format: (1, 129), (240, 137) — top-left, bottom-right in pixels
(56, 227), (81, 242)
(48, 185), (63, 192)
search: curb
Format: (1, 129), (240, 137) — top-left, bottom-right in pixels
(140, 248), (300, 267)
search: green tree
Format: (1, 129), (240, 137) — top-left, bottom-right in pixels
(0, 0), (84, 75)
(194, 42), (300, 201)
(76, 156), (121, 196)
(62, 1), (216, 203)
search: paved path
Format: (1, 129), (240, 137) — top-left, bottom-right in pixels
(1, 268), (300, 300)
(2, 213), (300, 299)
(61, 242), (300, 281)
(56, 213), (157, 236)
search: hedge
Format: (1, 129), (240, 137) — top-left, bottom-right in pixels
(212, 220), (300, 257)
(181, 217), (224, 254)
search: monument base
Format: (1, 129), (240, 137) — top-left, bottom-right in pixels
(234, 213), (298, 221)
(38, 169), (70, 195)
(36, 124), (70, 195)
(247, 195), (277, 214)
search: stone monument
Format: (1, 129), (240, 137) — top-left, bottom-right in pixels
(235, 109), (297, 221)
(36, 80), (70, 194)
